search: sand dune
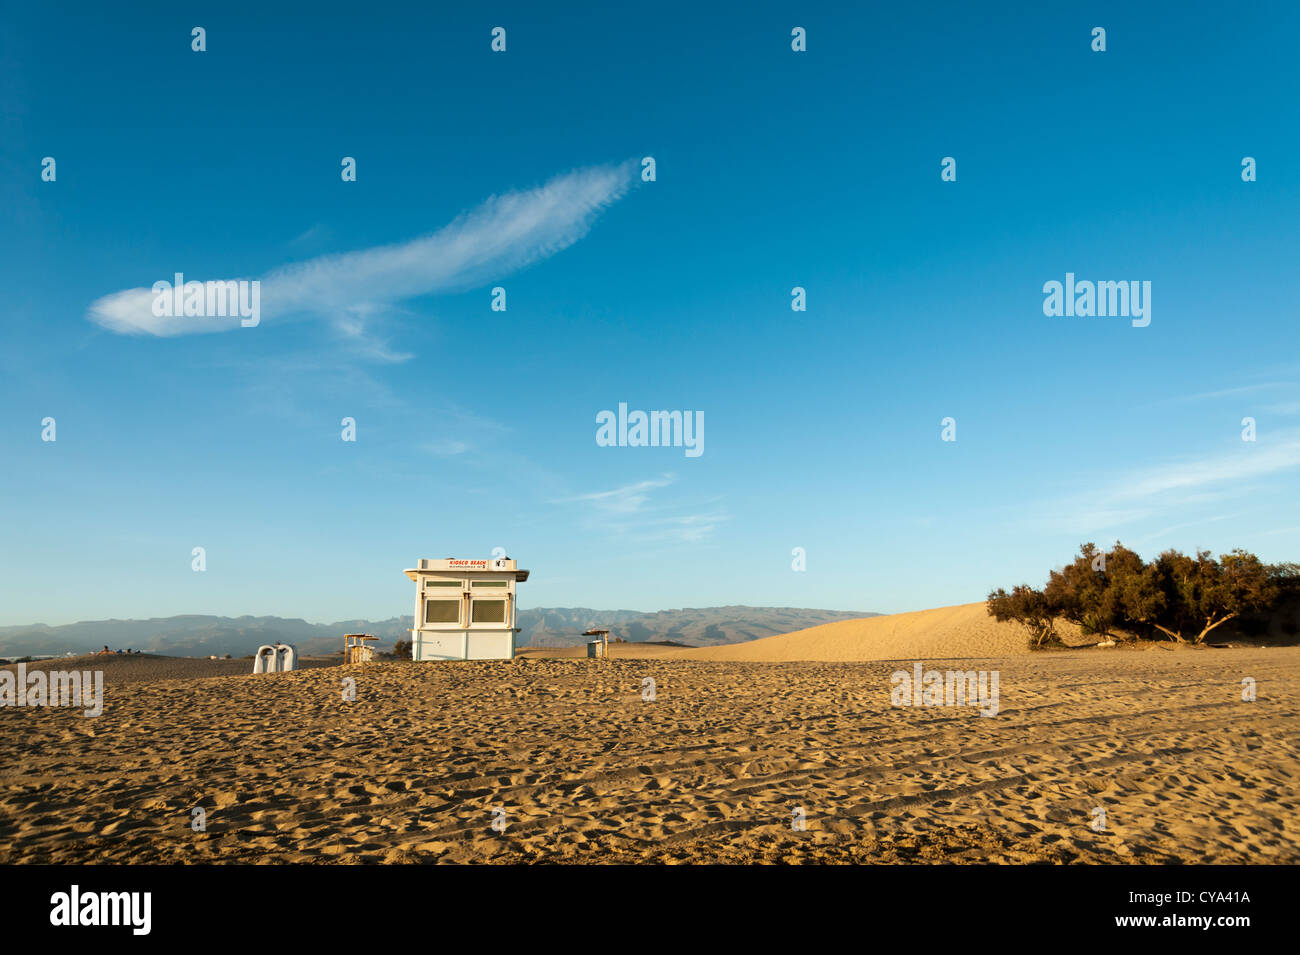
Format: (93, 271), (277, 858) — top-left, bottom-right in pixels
(673, 602), (1058, 662)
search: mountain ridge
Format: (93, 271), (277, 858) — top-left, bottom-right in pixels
(0, 606), (882, 658)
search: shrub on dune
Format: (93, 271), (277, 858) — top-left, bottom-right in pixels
(988, 543), (1290, 648)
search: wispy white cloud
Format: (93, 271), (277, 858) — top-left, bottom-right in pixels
(411, 405), (515, 461)
(1257, 524), (1300, 538)
(1112, 437), (1300, 501)
(288, 223), (330, 248)
(330, 309), (415, 363)
(423, 439), (471, 457)
(1172, 382), (1289, 402)
(1127, 513), (1239, 548)
(561, 476), (676, 515)
(632, 512), (728, 543)
(87, 160), (637, 338)
(557, 475), (728, 543)
(1040, 432), (1300, 535)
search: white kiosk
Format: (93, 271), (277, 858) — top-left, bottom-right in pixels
(404, 558), (529, 661)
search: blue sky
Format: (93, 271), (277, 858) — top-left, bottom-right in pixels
(3, 2), (1299, 626)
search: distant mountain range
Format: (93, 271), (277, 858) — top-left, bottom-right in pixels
(515, 606), (878, 648)
(0, 607), (880, 659)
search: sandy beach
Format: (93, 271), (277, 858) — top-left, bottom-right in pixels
(2, 637), (1296, 864)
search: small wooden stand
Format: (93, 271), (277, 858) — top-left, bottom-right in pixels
(344, 633), (378, 664)
(583, 628), (610, 660)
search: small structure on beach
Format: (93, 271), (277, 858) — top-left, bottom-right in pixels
(253, 643), (297, 673)
(343, 633), (378, 664)
(404, 558), (529, 661)
(583, 628), (610, 659)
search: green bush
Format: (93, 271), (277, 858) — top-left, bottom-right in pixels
(989, 543), (1288, 647)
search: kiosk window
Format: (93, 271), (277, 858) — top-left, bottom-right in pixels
(472, 580), (508, 588)
(424, 579), (461, 588)
(471, 599), (506, 624)
(424, 599), (460, 624)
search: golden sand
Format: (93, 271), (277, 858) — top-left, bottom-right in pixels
(1, 642), (1296, 863)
